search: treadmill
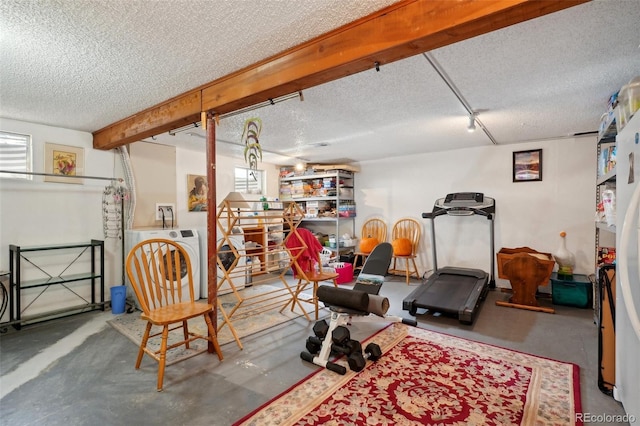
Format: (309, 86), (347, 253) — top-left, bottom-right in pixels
(403, 192), (495, 324)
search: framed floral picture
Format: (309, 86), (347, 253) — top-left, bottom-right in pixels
(513, 149), (542, 182)
(44, 143), (84, 184)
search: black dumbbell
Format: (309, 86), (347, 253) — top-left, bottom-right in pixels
(348, 342), (383, 372)
(308, 335), (361, 357)
(306, 336), (322, 354)
(331, 339), (362, 356)
(300, 351), (346, 375)
(344, 339), (362, 356)
(331, 325), (350, 345)
(313, 319), (329, 339)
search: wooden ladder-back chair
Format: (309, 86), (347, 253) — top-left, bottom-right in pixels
(353, 218), (387, 274)
(389, 218), (421, 284)
(282, 228), (339, 320)
(125, 238), (223, 391)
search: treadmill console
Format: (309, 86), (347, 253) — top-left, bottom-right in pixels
(443, 192), (484, 207)
(431, 192), (495, 216)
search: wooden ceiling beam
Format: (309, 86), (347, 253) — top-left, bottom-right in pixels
(92, 0), (587, 150)
(93, 91), (202, 150)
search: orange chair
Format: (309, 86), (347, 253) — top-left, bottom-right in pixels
(353, 218), (387, 274)
(126, 238), (223, 391)
(389, 218), (421, 284)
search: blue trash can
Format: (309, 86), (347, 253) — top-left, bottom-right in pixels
(110, 285), (126, 314)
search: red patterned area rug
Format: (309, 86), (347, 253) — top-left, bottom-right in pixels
(234, 323), (582, 426)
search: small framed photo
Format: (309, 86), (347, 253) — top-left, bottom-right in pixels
(513, 149), (542, 182)
(44, 143), (84, 184)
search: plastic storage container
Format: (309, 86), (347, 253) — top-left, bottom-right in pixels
(331, 262), (354, 284)
(550, 272), (592, 308)
(110, 285), (126, 314)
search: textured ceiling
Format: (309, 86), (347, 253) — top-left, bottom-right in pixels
(1, 0), (640, 165)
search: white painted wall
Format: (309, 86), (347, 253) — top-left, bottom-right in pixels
(0, 118), (124, 322)
(129, 142), (176, 228)
(355, 136), (596, 289)
(0, 119), (282, 323)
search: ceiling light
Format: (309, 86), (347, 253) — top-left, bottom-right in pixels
(467, 113), (476, 133)
(295, 162), (306, 171)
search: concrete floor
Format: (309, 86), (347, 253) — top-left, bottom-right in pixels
(0, 275), (629, 426)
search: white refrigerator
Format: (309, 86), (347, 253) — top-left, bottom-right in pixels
(614, 111), (640, 419)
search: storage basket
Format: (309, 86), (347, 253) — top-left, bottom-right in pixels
(320, 248), (335, 266)
(330, 262), (354, 284)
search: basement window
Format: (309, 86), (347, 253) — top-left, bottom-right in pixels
(234, 167), (264, 195)
(0, 131), (32, 180)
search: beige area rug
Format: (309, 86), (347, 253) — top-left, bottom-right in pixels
(108, 284), (317, 365)
(235, 323), (582, 426)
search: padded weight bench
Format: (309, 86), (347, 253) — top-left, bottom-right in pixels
(300, 243), (417, 374)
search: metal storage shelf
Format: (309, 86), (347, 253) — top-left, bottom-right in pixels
(279, 170), (356, 254)
(280, 171), (354, 182)
(16, 272), (102, 289)
(596, 222), (616, 234)
(5, 240), (105, 329)
(300, 217), (354, 222)
(285, 196), (353, 202)
(597, 106), (618, 144)
(594, 106), (617, 341)
(596, 168), (616, 186)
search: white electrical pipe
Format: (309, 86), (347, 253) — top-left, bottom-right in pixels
(618, 179), (640, 342)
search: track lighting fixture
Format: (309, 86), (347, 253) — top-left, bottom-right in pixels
(169, 122), (200, 136)
(217, 91), (303, 121)
(467, 113), (477, 133)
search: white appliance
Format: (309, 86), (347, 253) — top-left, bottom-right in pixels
(196, 226), (248, 298)
(125, 228), (201, 307)
(614, 112), (640, 416)
(215, 226), (247, 295)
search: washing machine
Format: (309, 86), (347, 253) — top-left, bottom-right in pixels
(216, 226), (247, 295)
(125, 228), (201, 308)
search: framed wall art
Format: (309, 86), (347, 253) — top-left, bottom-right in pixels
(44, 143), (84, 184)
(513, 149), (542, 182)
(187, 174), (208, 211)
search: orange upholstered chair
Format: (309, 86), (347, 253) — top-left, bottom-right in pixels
(389, 218), (421, 284)
(353, 218), (387, 274)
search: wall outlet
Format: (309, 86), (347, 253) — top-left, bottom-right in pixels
(155, 203), (176, 220)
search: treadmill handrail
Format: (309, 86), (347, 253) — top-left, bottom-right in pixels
(423, 207), (493, 219)
(423, 193), (496, 287)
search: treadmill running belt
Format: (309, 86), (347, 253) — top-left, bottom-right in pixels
(421, 274), (481, 313)
(403, 266), (489, 324)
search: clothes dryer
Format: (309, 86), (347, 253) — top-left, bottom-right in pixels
(216, 226), (246, 295)
(125, 228), (201, 308)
